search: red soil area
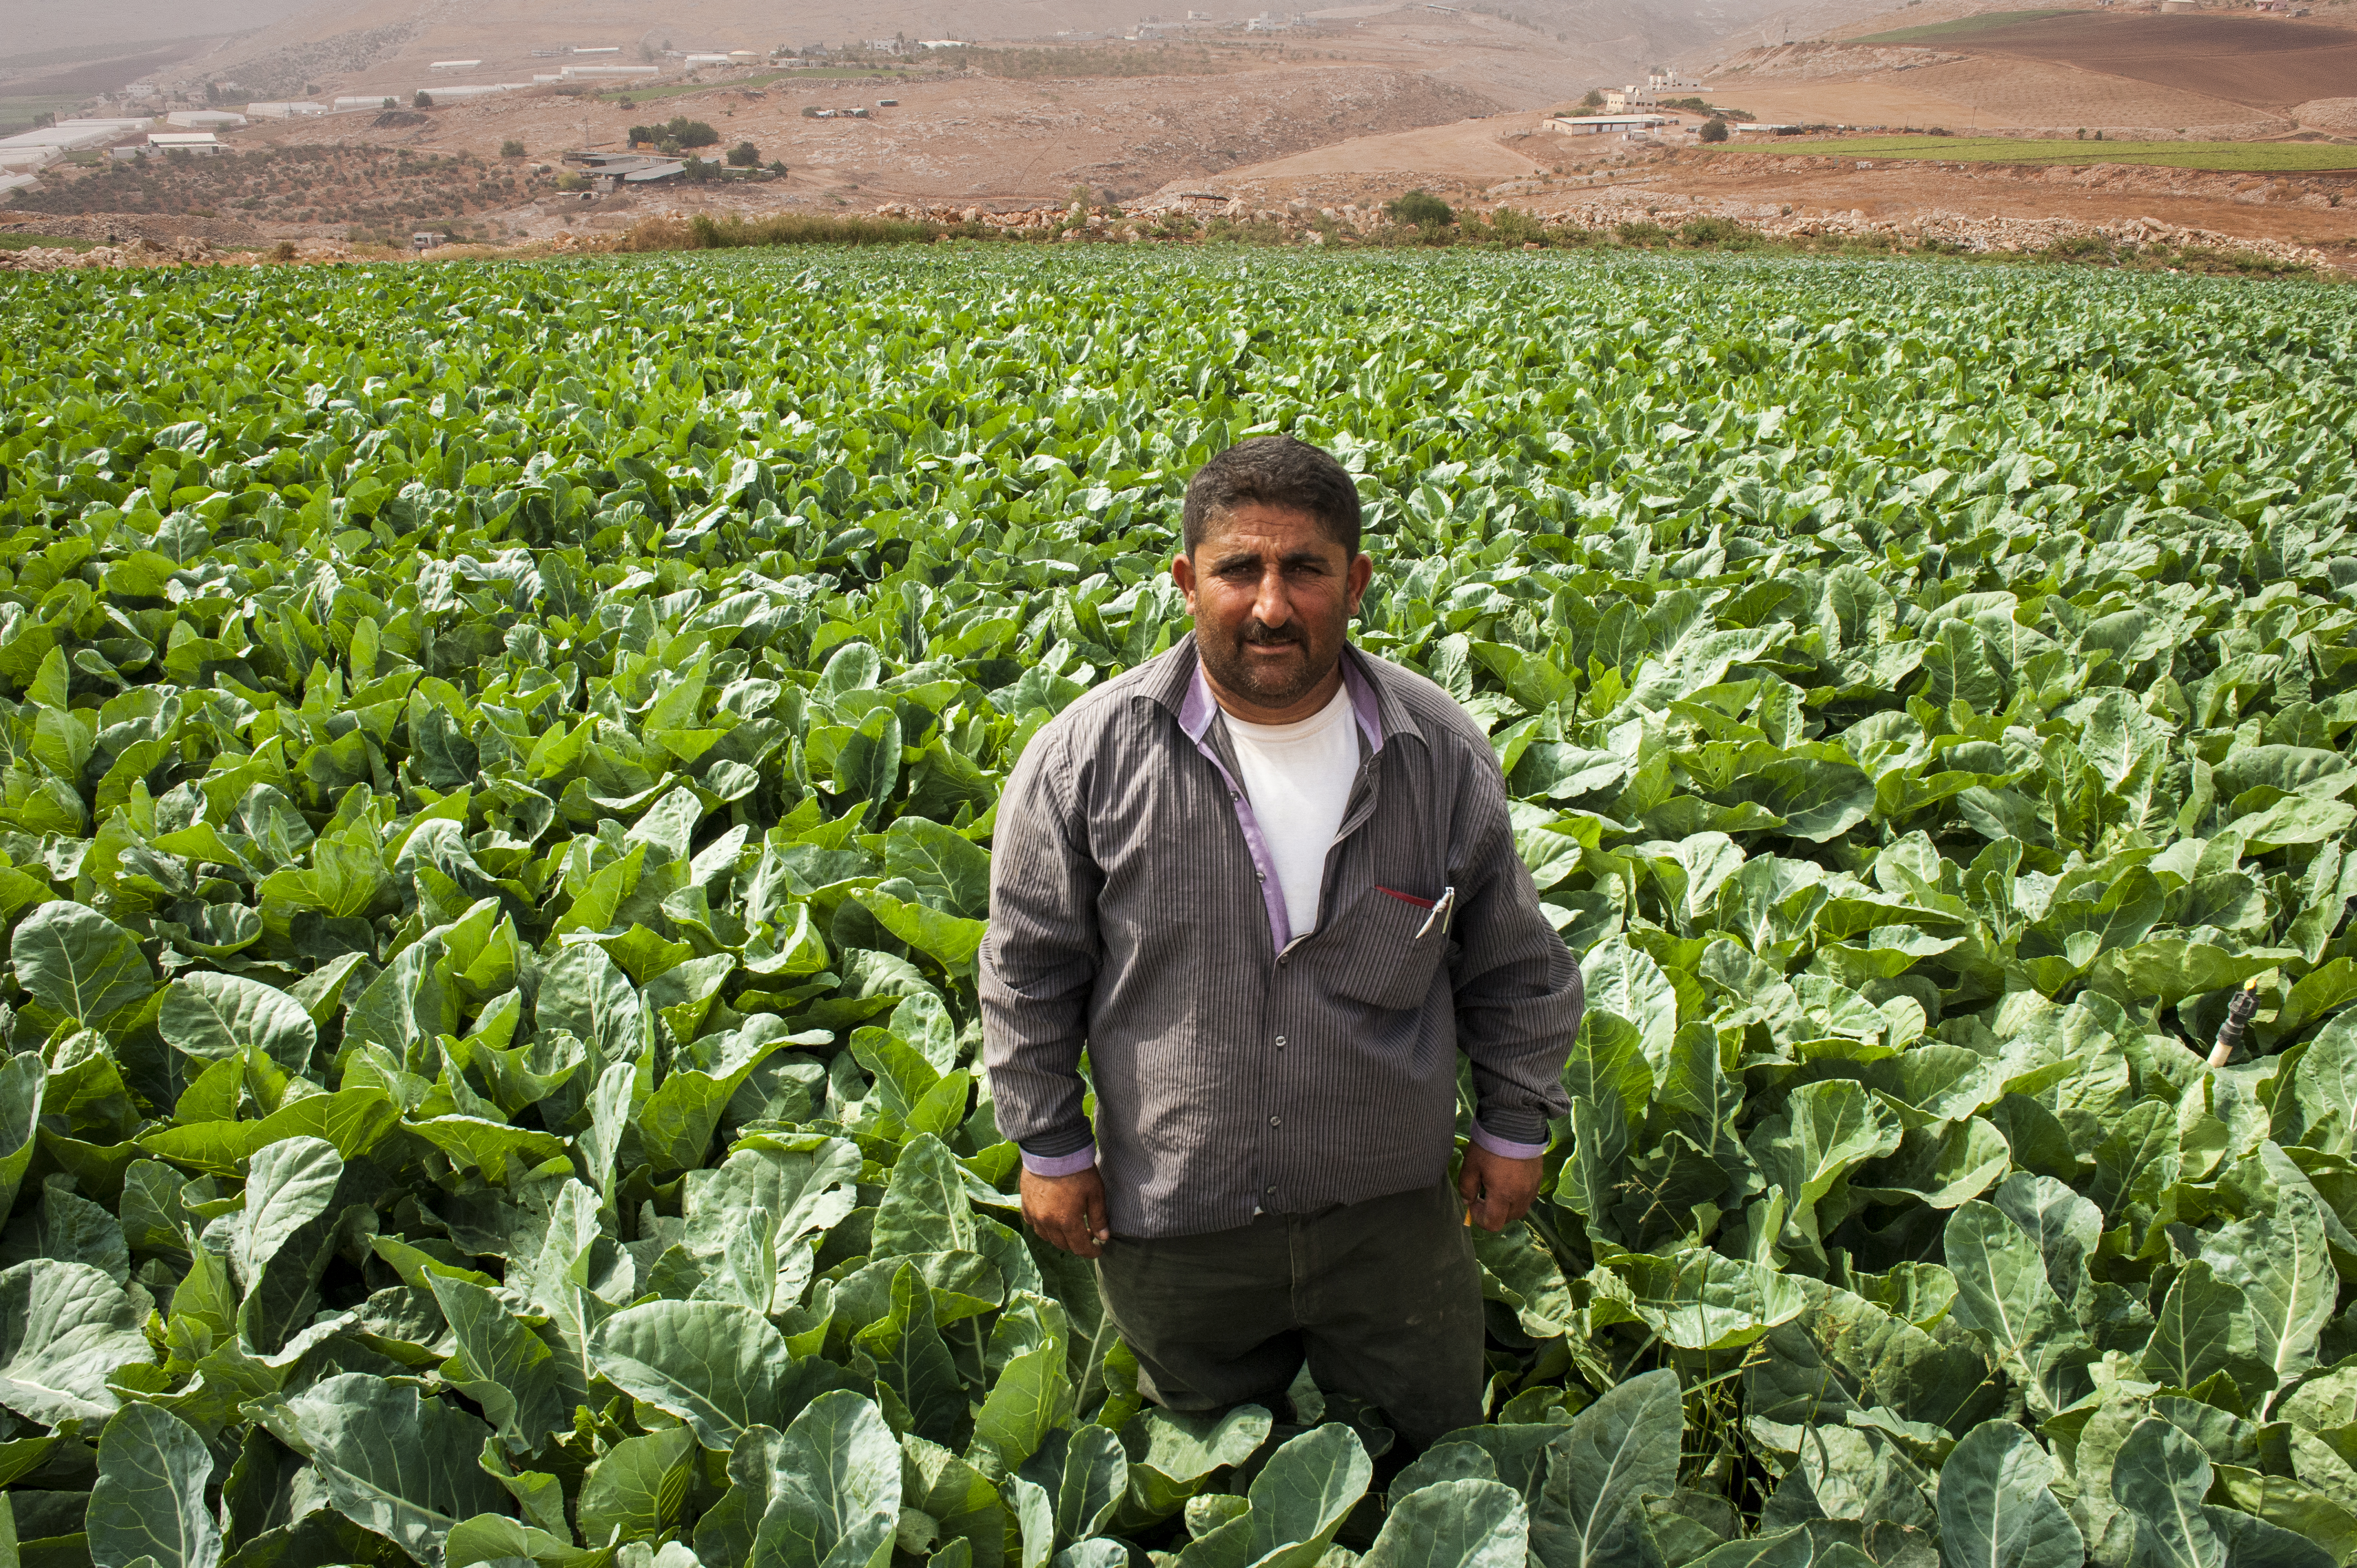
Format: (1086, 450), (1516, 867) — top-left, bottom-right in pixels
(1955, 13), (2357, 112)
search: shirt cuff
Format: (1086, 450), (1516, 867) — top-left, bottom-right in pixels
(1469, 1121), (1549, 1161)
(1020, 1143), (1099, 1177)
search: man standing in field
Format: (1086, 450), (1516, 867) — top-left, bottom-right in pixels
(980, 435), (1582, 1450)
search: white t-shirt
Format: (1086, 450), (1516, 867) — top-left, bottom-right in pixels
(1224, 683), (1360, 943)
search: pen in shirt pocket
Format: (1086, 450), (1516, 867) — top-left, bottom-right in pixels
(1417, 885), (1455, 941)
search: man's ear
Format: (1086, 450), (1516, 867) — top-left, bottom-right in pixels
(1346, 551), (1373, 618)
(1171, 550), (1197, 613)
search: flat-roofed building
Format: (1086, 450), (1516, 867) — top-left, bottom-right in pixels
(1545, 112), (1671, 135)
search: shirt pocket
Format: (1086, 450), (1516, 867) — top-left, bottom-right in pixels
(1324, 885), (1450, 1013)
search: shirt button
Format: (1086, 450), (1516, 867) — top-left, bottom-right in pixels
(1269, 1116), (1281, 1127)
(1275, 1036), (1286, 1048)
(1256, 870), (1265, 881)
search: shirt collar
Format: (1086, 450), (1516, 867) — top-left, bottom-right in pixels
(1177, 646), (1385, 754)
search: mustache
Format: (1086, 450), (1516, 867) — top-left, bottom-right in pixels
(1241, 621), (1304, 647)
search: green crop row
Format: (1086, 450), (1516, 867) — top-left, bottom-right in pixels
(0, 247), (2352, 1568)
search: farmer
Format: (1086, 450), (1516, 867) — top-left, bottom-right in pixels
(980, 435), (1582, 1450)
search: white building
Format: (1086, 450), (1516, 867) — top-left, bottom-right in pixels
(335, 96), (400, 110)
(423, 83), (528, 100)
(0, 172), (38, 197)
(0, 118), (152, 156)
(561, 65), (659, 78)
(1603, 85), (1658, 112)
(1546, 112), (1671, 135)
(682, 53), (733, 66)
(246, 101), (328, 118)
(166, 110), (246, 128)
(0, 144), (63, 171)
(429, 60), (484, 70)
(573, 46), (621, 54)
(1646, 70), (1702, 91)
(125, 132), (228, 157)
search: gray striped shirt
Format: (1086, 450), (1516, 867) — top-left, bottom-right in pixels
(980, 633), (1582, 1240)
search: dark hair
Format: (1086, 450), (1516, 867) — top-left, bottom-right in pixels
(1182, 436), (1362, 559)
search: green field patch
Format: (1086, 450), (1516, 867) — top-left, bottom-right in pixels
(600, 66), (918, 102)
(0, 246), (2354, 1568)
(0, 232), (99, 251)
(0, 94), (86, 137)
(1756, 133), (2357, 171)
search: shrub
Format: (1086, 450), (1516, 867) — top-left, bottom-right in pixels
(682, 156), (718, 183)
(727, 141), (759, 167)
(382, 97), (398, 110)
(626, 210), (941, 249)
(1485, 206), (1547, 244)
(1615, 219), (1670, 245)
(271, 240), (296, 262)
(501, 139), (526, 158)
(1385, 188), (1455, 228)
(1700, 116), (1728, 143)
(1678, 214), (1754, 246)
(413, 90), (433, 109)
(2045, 234), (2113, 261)
(1581, 89), (1604, 110)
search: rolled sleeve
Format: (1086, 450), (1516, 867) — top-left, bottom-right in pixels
(1020, 1143), (1099, 1177)
(980, 723), (1103, 1159)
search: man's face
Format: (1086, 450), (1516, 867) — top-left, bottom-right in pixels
(1172, 503), (1373, 721)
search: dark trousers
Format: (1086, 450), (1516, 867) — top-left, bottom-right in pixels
(1093, 1182), (1486, 1450)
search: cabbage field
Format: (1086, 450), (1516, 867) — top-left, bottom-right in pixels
(0, 247), (2354, 1568)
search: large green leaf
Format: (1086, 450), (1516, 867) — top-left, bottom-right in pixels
(89, 1402), (220, 1568)
(750, 1390), (902, 1568)
(2112, 1417), (2334, 1568)
(588, 1299), (795, 1450)
(1363, 1479), (1530, 1568)
(2199, 1152), (2335, 1390)
(12, 901), (152, 1027)
(250, 1372), (508, 1568)
(1933, 1419), (2083, 1568)
(425, 1272), (567, 1457)
(231, 1134), (343, 1293)
(1177, 1423), (1371, 1568)
(1530, 1368), (1682, 1568)
(0, 1259), (150, 1425)
(1942, 1200), (2093, 1416)
(157, 971), (318, 1071)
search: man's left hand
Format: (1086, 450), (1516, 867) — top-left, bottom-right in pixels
(1459, 1144), (1545, 1231)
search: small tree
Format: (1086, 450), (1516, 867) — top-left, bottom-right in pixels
(501, 138), (526, 157)
(1700, 116), (1728, 143)
(1580, 88), (1605, 111)
(727, 140), (759, 167)
(682, 155), (718, 182)
(382, 97), (398, 110)
(413, 90), (433, 109)
(766, 158), (789, 177)
(1386, 188), (1455, 228)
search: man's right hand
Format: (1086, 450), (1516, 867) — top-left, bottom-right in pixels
(1021, 1165), (1112, 1258)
